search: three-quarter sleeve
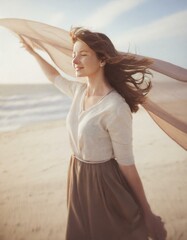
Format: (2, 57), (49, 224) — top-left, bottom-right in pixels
(53, 74), (83, 98)
(106, 101), (135, 166)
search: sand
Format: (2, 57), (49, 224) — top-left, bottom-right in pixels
(0, 108), (186, 240)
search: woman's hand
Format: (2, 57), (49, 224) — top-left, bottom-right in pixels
(19, 36), (36, 55)
(18, 35), (59, 81)
(144, 211), (167, 240)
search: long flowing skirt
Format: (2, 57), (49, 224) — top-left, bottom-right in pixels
(65, 155), (149, 240)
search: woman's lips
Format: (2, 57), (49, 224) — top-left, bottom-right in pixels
(75, 66), (84, 71)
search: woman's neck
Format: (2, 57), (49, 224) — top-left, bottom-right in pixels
(86, 73), (112, 96)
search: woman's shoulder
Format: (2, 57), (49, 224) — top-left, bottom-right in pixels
(102, 91), (132, 126)
(53, 74), (86, 97)
(75, 81), (87, 94)
(107, 90), (131, 113)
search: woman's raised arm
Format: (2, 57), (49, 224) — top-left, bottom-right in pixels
(20, 36), (60, 83)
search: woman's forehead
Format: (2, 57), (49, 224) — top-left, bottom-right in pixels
(73, 40), (91, 52)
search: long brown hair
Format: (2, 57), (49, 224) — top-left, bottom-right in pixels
(70, 27), (152, 113)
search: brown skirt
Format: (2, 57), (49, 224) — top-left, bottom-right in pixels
(65, 155), (149, 240)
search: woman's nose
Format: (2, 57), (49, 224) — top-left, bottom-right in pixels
(72, 56), (80, 65)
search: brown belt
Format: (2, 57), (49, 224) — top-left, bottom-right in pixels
(72, 154), (114, 164)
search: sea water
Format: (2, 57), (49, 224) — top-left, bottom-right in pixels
(0, 84), (71, 132)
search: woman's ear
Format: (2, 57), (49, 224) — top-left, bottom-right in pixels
(100, 60), (106, 67)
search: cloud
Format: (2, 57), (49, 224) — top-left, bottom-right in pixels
(47, 12), (66, 27)
(82, 0), (146, 30)
(115, 10), (187, 48)
(0, 0), (65, 27)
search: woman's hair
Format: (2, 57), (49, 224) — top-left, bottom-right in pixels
(70, 27), (152, 113)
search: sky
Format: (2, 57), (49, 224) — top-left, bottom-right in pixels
(0, 0), (187, 84)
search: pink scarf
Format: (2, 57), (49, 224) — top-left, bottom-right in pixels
(0, 18), (186, 150)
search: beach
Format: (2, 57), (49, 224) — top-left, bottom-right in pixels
(0, 108), (187, 240)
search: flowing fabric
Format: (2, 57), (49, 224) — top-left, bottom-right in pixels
(0, 18), (186, 150)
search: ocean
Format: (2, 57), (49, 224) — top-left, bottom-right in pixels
(0, 84), (71, 132)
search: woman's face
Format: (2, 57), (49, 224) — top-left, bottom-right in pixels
(72, 40), (102, 78)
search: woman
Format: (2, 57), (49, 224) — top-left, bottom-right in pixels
(20, 27), (167, 240)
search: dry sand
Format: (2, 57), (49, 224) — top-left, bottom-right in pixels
(0, 108), (186, 240)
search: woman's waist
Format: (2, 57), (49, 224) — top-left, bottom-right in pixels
(72, 154), (115, 164)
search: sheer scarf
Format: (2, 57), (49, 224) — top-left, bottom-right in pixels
(0, 18), (186, 150)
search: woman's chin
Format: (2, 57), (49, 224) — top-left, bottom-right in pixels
(75, 72), (84, 77)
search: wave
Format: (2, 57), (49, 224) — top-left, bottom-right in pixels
(0, 84), (71, 132)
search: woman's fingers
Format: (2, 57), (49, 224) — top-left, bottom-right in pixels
(145, 213), (167, 240)
(18, 35), (26, 45)
(154, 216), (167, 240)
(18, 35), (35, 54)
